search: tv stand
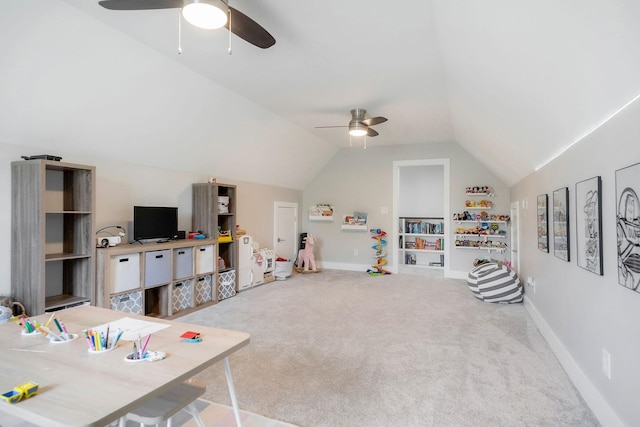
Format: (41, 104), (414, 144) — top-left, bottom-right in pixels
(96, 238), (218, 318)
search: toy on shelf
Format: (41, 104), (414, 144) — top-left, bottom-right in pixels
(295, 234), (321, 273)
(368, 229), (391, 276)
(465, 186), (494, 196)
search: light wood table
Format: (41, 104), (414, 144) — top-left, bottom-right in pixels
(0, 305), (250, 427)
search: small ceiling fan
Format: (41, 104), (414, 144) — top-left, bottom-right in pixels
(316, 108), (388, 137)
(98, 0), (276, 49)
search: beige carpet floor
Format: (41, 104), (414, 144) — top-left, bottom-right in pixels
(179, 269), (600, 427)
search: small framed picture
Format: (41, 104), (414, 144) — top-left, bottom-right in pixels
(575, 176), (602, 275)
(537, 194), (549, 253)
(553, 187), (570, 261)
(616, 163), (640, 293)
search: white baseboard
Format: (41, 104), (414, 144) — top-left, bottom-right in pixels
(317, 261), (372, 272)
(524, 296), (624, 427)
(313, 263), (469, 278)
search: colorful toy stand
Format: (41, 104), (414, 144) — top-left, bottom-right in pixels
(367, 228), (391, 276)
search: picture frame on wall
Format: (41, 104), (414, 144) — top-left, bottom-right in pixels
(615, 163), (640, 293)
(537, 194), (549, 253)
(553, 187), (570, 261)
(575, 176), (603, 275)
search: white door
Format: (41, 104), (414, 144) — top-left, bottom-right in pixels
(274, 202), (298, 260)
(510, 201), (520, 274)
(237, 235), (254, 290)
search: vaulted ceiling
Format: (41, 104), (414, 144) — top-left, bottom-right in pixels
(3, 1), (640, 189)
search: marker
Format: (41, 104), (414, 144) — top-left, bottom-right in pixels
(40, 326), (62, 341)
(59, 320), (69, 340)
(24, 319), (33, 334)
(45, 313), (55, 328)
(53, 318), (64, 334)
(111, 329), (123, 349)
(141, 334), (151, 357)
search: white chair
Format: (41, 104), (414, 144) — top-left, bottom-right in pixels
(119, 381), (206, 427)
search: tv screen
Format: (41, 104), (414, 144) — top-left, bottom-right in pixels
(133, 206), (178, 242)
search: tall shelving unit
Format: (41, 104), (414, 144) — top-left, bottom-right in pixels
(11, 160), (96, 315)
(452, 187), (509, 253)
(192, 183), (238, 295)
(398, 217), (445, 269)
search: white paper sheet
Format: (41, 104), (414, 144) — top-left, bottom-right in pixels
(92, 317), (170, 341)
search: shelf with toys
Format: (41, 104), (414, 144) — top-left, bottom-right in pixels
(454, 185), (509, 253)
(465, 186), (495, 196)
(308, 203), (334, 222)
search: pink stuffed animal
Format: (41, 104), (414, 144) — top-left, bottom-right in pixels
(297, 235), (317, 272)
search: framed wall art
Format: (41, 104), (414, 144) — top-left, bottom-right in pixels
(575, 176), (602, 275)
(616, 163), (640, 293)
(553, 187), (570, 261)
(537, 194), (549, 253)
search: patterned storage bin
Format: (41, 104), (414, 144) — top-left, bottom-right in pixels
(218, 270), (236, 301)
(195, 275), (213, 305)
(110, 291), (143, 314)
(172, 280), (194, 313)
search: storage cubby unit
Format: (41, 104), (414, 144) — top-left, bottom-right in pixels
(96, 239), (217, 318)
(398, 217), (445, 269)
(12, 160), (96, 315)
(192, 182), (238, 293)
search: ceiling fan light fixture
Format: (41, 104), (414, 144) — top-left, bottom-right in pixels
(182, 0), (228, 30)
(349, 121), (368, 137)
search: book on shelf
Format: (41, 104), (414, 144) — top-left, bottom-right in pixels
(405, 253), (417, 265)
(404, 220), (444, 235)
(407, 237), (444, 251)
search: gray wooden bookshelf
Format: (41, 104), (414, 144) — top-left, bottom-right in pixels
(11, 160), (96, 315)
(192, 182), (238, 296)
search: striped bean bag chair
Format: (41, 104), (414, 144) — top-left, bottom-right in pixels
(467, 262), (523, 303)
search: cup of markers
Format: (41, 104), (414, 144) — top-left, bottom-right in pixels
(84, 327), (123, 353)
(124, 334), (165, 363)
(42, 314), (77, 343)
(19, 317), (41, 336)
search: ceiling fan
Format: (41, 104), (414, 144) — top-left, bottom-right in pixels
(98, 0), (276, 49)
(316, 108), (388, 137)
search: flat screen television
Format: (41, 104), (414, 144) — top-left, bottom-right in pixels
(133, 206), (178, 242)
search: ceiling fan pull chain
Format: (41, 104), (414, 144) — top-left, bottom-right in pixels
(364, 135), (367, 149)
(177, 10), (183, 54)
(228, 7), (233, 55)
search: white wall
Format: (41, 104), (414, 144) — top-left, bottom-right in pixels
(302, 141), (509, 275)
(0, 0), (335, 192)
(511, 98), (640, 426)
(398, 165), (444, 217)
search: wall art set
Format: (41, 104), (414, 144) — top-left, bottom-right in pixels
(536, 161), (640, 294)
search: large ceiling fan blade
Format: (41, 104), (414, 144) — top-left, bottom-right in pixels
(98, 0), (183, 10)
(361, 116), (387, 126)
(315, 126), (348, 129)
(226, 7), (276, 49)
(366, 128), (379, 137)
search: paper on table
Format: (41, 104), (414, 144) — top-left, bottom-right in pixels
(92, 317), (170, 341)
